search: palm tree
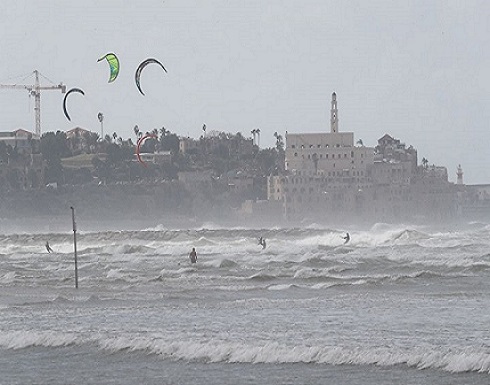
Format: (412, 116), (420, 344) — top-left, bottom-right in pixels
(133, 125), (139, 139)
(356, 139), (364, 146)
(251, 129), (257, 145)
(422, 157), (428, 169)
(273, 132), (284, 152)
(256, 128), (261, 147)
(160, 126), (168, 138)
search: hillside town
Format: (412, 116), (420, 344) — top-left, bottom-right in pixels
(1, 93), (489, 225)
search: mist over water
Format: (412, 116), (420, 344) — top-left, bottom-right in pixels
(1, 219), (490, 384)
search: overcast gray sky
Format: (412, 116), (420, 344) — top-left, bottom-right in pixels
(1, 0), (489, 184)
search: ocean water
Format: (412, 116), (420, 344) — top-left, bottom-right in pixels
(1, 220), (490, 384)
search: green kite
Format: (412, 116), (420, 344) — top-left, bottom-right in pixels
(97, 53), (120, 83)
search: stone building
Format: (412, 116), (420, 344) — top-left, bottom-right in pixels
(267, 93), (457, 223)
(0, 129), (45, 190)
(268, 93), (375, 222)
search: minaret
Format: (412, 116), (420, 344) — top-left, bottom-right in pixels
(330, 92), (338, 133)
(457, 164), (464, 185)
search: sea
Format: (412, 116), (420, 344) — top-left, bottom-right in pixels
(0, 218), (490, 385)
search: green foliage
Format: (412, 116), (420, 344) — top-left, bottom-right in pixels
(254, 148), (279, 175)
(40, 131), (71, 161)
(6, 169), (21, 189)
(160, 133), (179, 154)
(40, 131), (71, 183)
(0, 141), (8, 163)
(106, 142), (133, 165)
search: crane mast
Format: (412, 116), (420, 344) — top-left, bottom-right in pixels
(0, 70), (66, 137)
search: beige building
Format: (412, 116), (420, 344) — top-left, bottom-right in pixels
(285, 93), (374, 178)
(268, 93), (375, 221)
(0, 128), (39, 155)
(136, 151), (172, 166)
(0, 129), (44, 190)
(268, 93), (457, 223)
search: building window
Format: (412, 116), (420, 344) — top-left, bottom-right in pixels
(291, 145), (296, 149)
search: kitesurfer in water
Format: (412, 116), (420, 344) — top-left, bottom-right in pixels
(259, 237), (266, 249)
(45, 241), (54, 253)
(189, 247), (197, 264)
(342, 233), (350, 244)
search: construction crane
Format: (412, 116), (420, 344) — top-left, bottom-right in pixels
(0, 70), (66, 137)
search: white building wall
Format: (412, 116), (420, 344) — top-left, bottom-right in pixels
(285, 132), (374, 177)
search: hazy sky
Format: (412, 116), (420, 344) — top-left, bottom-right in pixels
(1, 0), (489, 184)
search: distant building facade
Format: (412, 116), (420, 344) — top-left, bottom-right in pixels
(267, 93), (457, 223)
(0, 129), (44, 190)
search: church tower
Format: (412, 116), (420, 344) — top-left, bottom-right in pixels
(457, 164), (464, 185)
(330, 92), (338, 133)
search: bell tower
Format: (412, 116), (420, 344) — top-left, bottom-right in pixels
(330, 92), (338, 133)
(457, 164), (464, 185)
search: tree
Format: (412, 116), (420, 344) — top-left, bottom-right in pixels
(84, 131), (100, 153)
(160, 133), (180, 154)
(40, 131), (71, 184)
(251, 129), (257, 145)
(274, 132), (284, 152)
(160, 126), (168, 139)
(254, 148), (278, 175)
(0, 141), (8, 163)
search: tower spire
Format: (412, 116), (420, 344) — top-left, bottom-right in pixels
(330, 92), (338, 133)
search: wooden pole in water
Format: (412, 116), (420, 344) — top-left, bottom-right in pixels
(70, 206), (78, 289)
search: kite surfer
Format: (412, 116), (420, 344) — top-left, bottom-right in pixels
(189, 247), (197, 264)
(45, 241), (54, 253)
(259, 237), (266, 249)
(342, 233), (350, 244)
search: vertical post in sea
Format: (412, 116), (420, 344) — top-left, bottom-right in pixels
(70, 206), (78, 289)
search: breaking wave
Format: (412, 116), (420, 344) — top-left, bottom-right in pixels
(1, 331), (489, 374)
